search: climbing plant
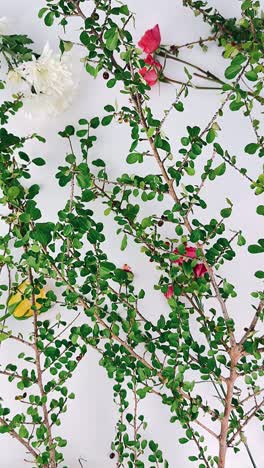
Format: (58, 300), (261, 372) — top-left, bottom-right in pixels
(0, 1), (263, 467)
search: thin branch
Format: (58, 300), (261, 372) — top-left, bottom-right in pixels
(228, 398), (264, 445)
(240, 300), (264, 345)
(195, 419), (219, 440)
(0, 417), (38, 459)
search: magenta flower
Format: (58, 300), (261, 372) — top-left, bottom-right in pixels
(138, 24), (161, 54)
(164, 284), (174, 299)
(139, 66), (159, 86)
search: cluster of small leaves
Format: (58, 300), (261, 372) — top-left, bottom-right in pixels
(0, 33), (34, 70)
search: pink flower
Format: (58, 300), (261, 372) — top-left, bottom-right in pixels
(194, 263), (207, 278)
(164, 284), (174, 299)
(122, 264), (132, 272)
(173, 245), (208, 278)
(145, 54), (162, 70)
(173, 246), (197, 265)
(139, 66), (159, 87)
(138, 24), (161, 54)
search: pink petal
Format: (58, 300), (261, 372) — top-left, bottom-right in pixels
(145, 54), (162, 70)
(139, 66), (158, 86)
(194, 263), (207, 278)
(185, 247), (197, 259)
(164, 284), (174, 299)
(173, 245), (197, 264)
(138, 24), (161, 54)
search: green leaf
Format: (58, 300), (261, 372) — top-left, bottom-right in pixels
(149, 440), (158, 452)
(0, 331), (11, 342)
(244, 143), (259, 154)
(179, 438), (189, 444)
(105, 28), (119, 51)
(80, 31), (89, 46)
(255, 270), (264, 279)
(90, 117), (100, 129)
(220, 208), (232, 218)
(92, 159), (105, 167)
(19, 425), (29, 439)
(174, 102), (184, 112)
(225, 64), (241, 80)
(256, 205), (264, 216)
(44, 12), (54, 26)
(237, 234), (246, 246)
(206, 128), (216, 143)
(248, 240), (264, 254)
(245, 70), (258, 81)
(7, 186), (20, 200)
(245, 375), (252, 385)
(127, 153), (140, 164)
(214, 142), (224, 156)
(101, 115), (113, 126)
(32, 158), (46, 166)
(155, 135), (171, 153)
(32, 222), (55, 246)
(60, 40), (73, 53)
(0, 425), (10, 434)
(214, 162), (226, 176)
(121, 234), (128, 251)
(182, 381), (194, 392)
(38, 7), (48, 18)
(86, 62), (98, 78)
(64, 125), (75, 136)
(107, 79), (116, 88)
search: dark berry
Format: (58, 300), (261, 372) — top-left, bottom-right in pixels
(158, 220), (164, 227)
(103, 71), (109, 80)
(109, 452), (115, 459)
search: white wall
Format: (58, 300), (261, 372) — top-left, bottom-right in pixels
(0, 1), (263, 467)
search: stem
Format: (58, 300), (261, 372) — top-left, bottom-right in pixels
(189, 423), (210, 468)
(240, 300), (264, 345)
(28, 266), (57, 468)
(0, 332), (33, 348)
(162, 75), (222, 90)
(0, 417), (38, 460)
(159, 49), (225, 85)
(168, 35), (216, 50)
(228, 398), (264, 446)
(218, 348), (239, 468)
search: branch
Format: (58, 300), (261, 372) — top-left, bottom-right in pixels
(188, 424), (210, 468)
(240, 300), (264, 345)
(218, 348), (239, 468)
(228, 398), (264, 445)
(0, 417), (38, 460)
(195, 419), (219, 440)
(27, 264), (56, 468)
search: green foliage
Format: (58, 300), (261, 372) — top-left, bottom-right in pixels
(0, 1), (263, 467)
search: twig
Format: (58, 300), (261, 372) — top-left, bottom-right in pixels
(240, 300), (264, 345)
(0, 417), (38, 459)
(228, 398), (264, 445)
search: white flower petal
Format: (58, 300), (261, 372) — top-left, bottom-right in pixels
(10, 42), (78, 118)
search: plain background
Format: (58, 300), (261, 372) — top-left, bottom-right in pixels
(0, 0), (263, 467)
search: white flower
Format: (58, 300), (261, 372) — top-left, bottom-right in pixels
(7, 70), (23, 86)
(16, 42), (74, 96)
(22, 90), (75, 119)
(9, 42), (77, 118)
(0, 17), (8, 35)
